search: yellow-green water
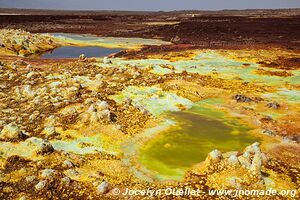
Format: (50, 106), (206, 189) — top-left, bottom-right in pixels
(138, 102), (260, 180)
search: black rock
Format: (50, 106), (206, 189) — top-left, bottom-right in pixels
(234, 94), (253, 102)
(267, 102), (280, 109)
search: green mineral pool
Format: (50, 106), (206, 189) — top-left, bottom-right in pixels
(138, 101), (260, 180)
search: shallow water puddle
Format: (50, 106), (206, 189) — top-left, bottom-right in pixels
(138, 101), (260, 180)
(41, 46), (124, 58)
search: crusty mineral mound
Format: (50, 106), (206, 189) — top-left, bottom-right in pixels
(0, 29), (60, 56)
(190, 143), (266, 190)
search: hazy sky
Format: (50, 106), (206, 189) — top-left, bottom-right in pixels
(0, 0), (300, 11)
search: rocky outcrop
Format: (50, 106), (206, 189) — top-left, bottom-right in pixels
(0, 29), (60, 56)
(80, 100), (114, 124)
(192, 143), (266, 190)
(0, 123), (25, 141)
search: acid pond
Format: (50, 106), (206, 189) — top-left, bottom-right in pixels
(41, 46), (124, 58)
(138, 101), (260, 180)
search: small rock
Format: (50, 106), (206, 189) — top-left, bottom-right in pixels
(68, 169), (80, 176)
(133, 72), (141, 79)
(0, 123), (23, 140)
(35, 180), (47, 191)
(267, 102), (280, 109)
(95, 74), (103, 80)
(61, 177), (71, 186)
(62, 160), (74, 168)
(97, 109), (112, 121)
(40, 169), (56, 179)
(22, 85), (35, 98)
(263, 130), (274, 136)
(29, 111), (40, 122)
(79, 54), (86, 60)
(97, 181), (109, 194)
(206, 149), (223, 162)
(96, 101), (109, 111)
(25, 175), (36, 182)
(26, 72), (36, 79)
(43, 126), (56, 136)
(234, 94), (252, 103)
(115, 124), (122, 130)
(37, 140), (54, 155)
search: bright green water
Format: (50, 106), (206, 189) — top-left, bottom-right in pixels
(138, 103), (260, 180)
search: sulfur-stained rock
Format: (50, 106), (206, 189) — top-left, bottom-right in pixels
(61, 177), (71, 186)
(206, 149), (223, 163)
(90, 111), (99, 123)
(0, 123), (23, 140)
(36, 139), (55, 155)
(67, 169), (80, 177)
(43, 126), (56, 136)
(26, 71), (37, 79)
(96, 74), (103, 80)
(96, 100), (109, 111)
(22, 85), (35, 98)
(97, 109), (112, 122)
(35, 180), (47, 191)
(25, 175), (36, 182)
(62, 160), (74, 168)
(194, 143), (265, 190)
(133, 72), (141, 79)
(40, 169), (56, 179)
(97, 181), (110, 194)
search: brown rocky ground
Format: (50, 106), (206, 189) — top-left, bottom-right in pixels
(0, 9), (300, 50)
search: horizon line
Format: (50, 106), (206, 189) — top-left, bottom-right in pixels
(1, 7), (300, 12)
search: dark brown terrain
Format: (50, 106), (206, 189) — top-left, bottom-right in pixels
(0, 8), (300, 50)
